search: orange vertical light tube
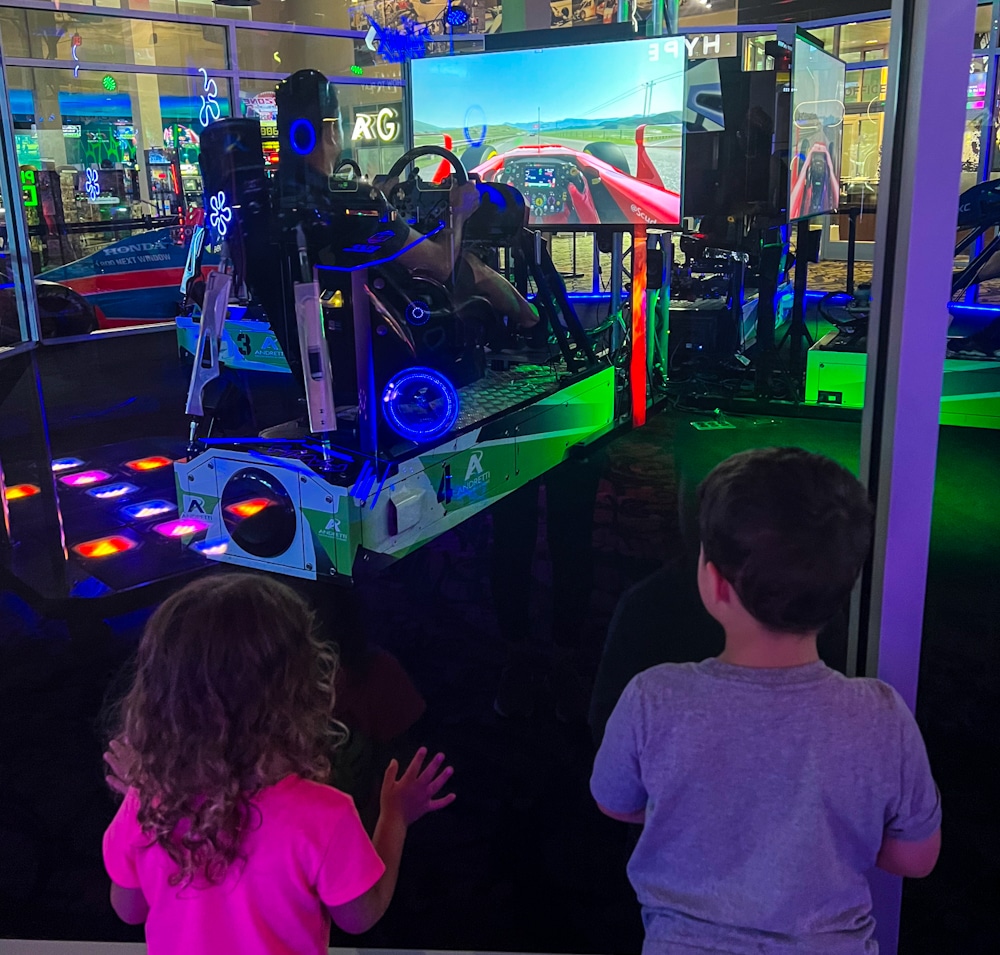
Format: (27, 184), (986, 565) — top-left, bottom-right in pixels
(630, 226), (648, 428)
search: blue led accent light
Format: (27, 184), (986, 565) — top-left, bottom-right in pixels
(370, 468), (390, 511)
(52, 457), (85, 472)
(85, 167), (100, 202)
(289, 118), (317, 155)
(350, 460), (377, 505)
(191, 538), (229, 557)
(382, 367), (459, 443)
(198, 67), (222, 127)
(317, 221), (445, 272)
(445, 5), (470, 27)
(120, 499), (176, 521)
(406, 301), (431, 326)
(86, 482), (138, 501)
(208, 191), (232, 240)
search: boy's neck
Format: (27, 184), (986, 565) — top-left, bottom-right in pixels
(717, 623), (821, 669)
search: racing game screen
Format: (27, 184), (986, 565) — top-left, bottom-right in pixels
(410, 38), (686, 227)
(789, 35), (846, 221)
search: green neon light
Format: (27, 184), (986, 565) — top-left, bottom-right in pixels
(102, 74), (117, 92)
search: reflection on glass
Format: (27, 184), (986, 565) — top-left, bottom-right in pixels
(0, 10), (228, 69)
(962, 57), (990, 195)
(5, 65), (232, 335)
(839, 18), (891, 64)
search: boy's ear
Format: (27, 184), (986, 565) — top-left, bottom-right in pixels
(705, 560), (732, 605)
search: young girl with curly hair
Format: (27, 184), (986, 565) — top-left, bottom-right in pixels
(102, 573), (454, 955)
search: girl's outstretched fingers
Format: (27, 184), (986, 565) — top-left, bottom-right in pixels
(380, 748), (456, 824)
(103, 737), (136, 795)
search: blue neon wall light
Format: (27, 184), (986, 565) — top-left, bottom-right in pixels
(289, 118), (317, 155)
(382, 367), (459, 443)
(208, 191), (232, 240)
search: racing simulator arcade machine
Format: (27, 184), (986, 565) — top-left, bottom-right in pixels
(175, 65), (622, 583)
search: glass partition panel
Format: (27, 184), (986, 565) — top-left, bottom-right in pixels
(679, 0), (738, 28)
(0, 9), (228, 70)
(840, 18), (891, 63)
(975, 0), (995, 48)
(6, 65), (231, 334)
(236, 26), (370, 77)
(0, 169), (20, 345)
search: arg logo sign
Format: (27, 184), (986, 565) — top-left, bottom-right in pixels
(352, 107), (400, 143)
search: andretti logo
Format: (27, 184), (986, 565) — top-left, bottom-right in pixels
(318, 517), (348, 543)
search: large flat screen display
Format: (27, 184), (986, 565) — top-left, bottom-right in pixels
(788, 35), (846, 221)
(410, 38), (685, 228)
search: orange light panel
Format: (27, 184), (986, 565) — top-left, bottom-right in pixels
(225, 498), (271, 519)
(125, 456), (173, 472)
(7, 484), (41, 500)
(73, 535), (137, 559)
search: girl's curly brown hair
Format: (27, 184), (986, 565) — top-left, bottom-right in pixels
(113, 573), (339, 887)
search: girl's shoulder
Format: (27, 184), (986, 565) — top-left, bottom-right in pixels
(259, 775), (356, 815)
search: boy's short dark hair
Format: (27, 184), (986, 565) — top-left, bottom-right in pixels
(698, 447), (874, 633)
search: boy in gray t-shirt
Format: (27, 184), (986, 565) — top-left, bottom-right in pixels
(591, 448), (941, 955)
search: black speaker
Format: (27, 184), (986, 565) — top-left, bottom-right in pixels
(199, 118), (267, 214)
(276, 69), (340, 207)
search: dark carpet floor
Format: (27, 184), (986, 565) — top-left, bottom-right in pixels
(0, 410), (995, 953)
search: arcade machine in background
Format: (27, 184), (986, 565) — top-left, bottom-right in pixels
(144, 146), (185, 217)
(782, 30), (846, 390)
(668, 48), (794, 401)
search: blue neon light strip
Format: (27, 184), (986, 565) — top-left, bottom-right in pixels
(370, 467), (390, 511)
(316, 222), (446, 273)
(198, 437), (351, 458)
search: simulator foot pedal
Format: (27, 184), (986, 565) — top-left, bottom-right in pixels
(690, 419), (737, 431)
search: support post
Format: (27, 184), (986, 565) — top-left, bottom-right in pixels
(630, 226), (647, 427)
(610, 231), (624, 353)
(852, 0), (978, 952)
(789, 220), (813, 394)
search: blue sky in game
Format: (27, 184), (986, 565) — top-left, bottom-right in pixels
(411, 39), (686, 130)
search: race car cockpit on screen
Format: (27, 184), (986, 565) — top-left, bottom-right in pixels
(408, 37), (687, 229)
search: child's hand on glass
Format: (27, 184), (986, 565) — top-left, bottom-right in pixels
(380, 747), (455, 826)
(103, 737), (138, 796)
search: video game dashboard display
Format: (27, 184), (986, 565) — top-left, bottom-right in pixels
(789, 34), (846, 221)
(410, 37), (686, 227)
(507, 162), (574, 220)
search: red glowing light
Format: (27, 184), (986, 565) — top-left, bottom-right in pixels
(125, 456), (173, 472)
(60, 470), (111, 487)
(73, 536), (137, 559)
(7, 484), (41, 500)
(225, 498), (271, 519)
(153, 518), (210, 538)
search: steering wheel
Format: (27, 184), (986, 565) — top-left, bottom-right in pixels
(384, 145), (469, 188)
(382, 145), (469, 235)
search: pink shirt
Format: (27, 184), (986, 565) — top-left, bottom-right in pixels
(103, 776), (385, 955)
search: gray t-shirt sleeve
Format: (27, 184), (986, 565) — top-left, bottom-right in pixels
(883, 685), (942, 842)
(590, 676), (648, 814)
